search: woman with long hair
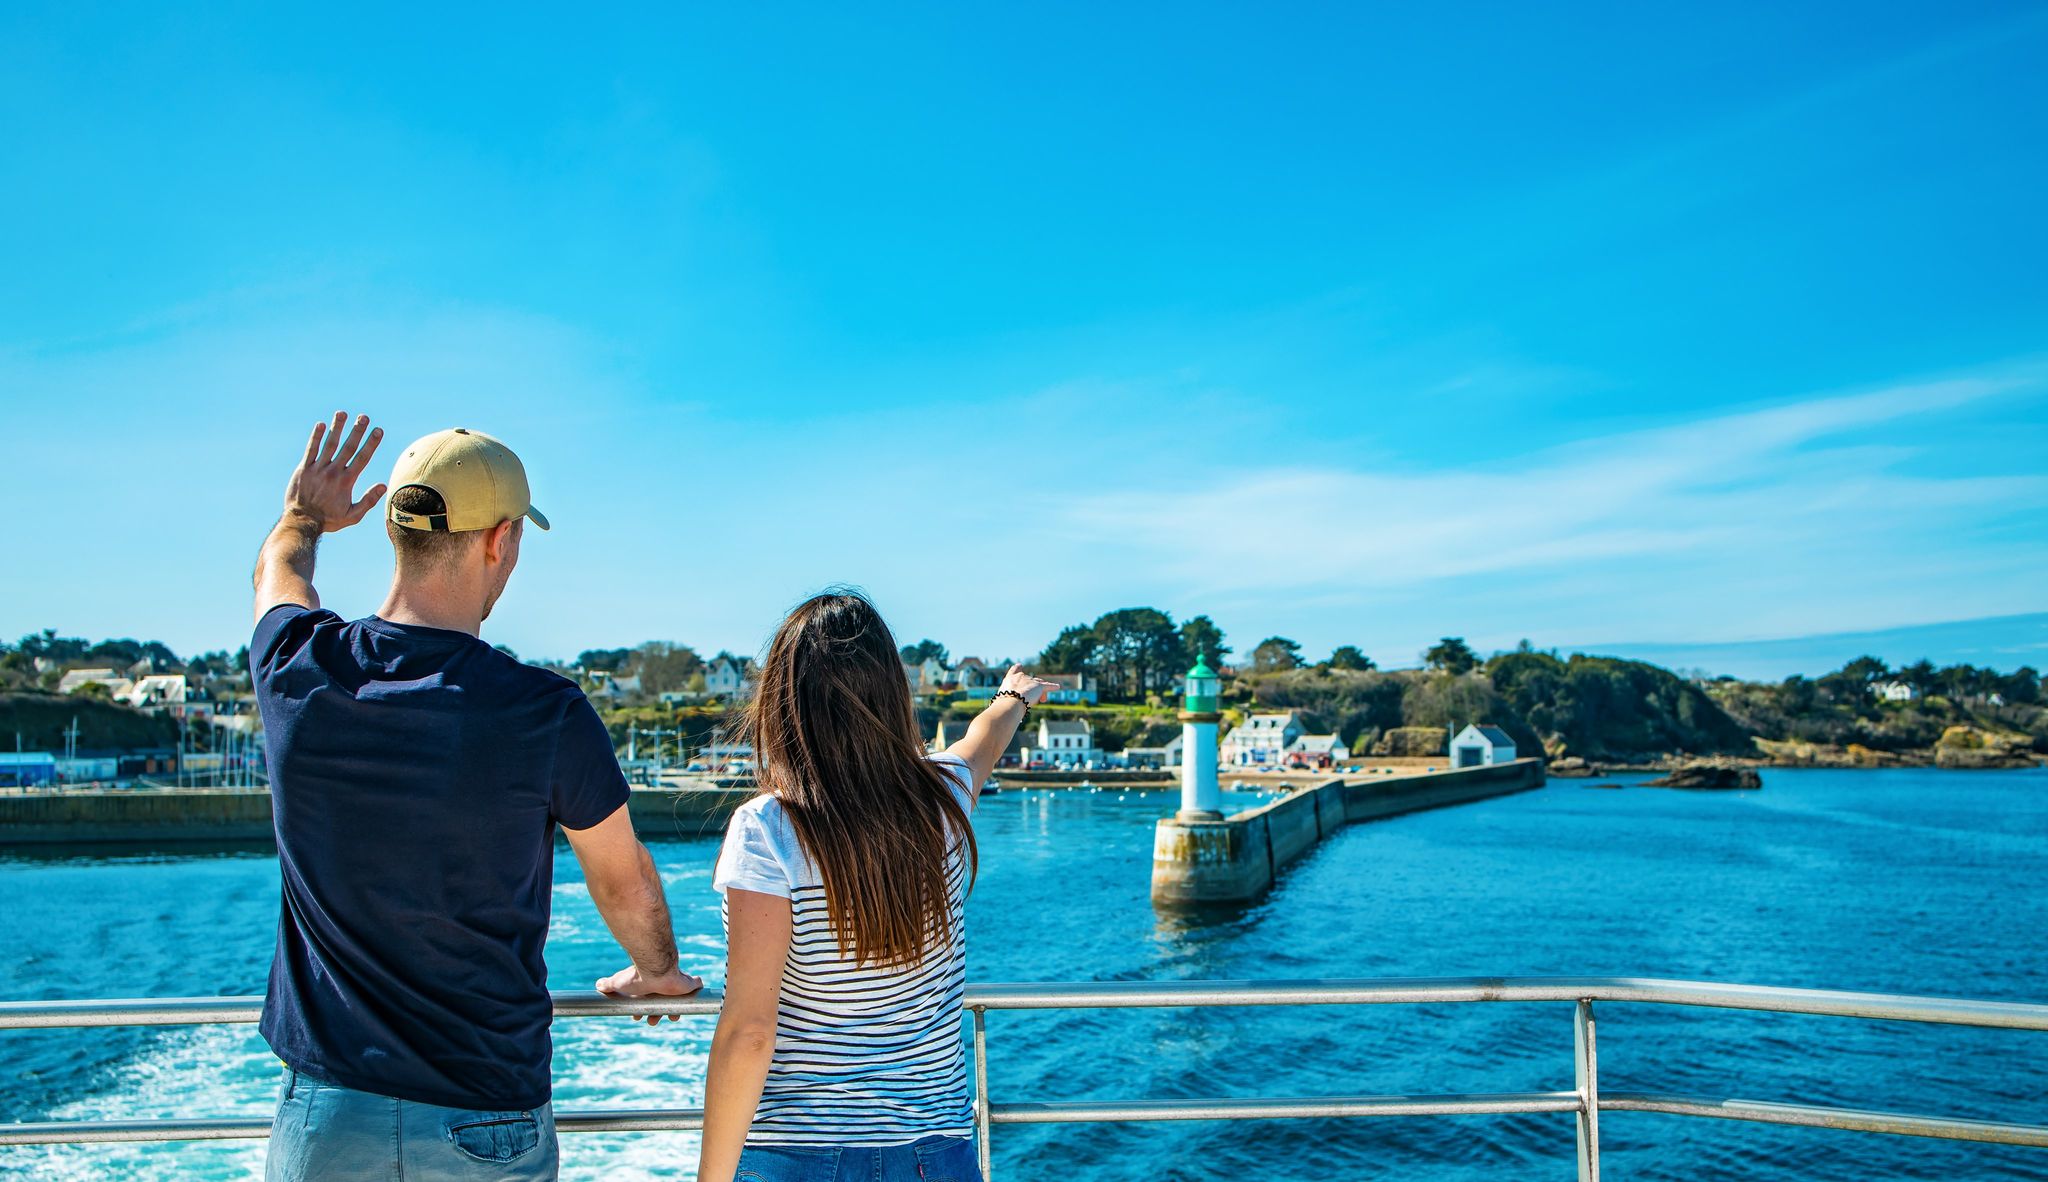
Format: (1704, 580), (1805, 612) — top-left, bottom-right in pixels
(693, 590), (1056, 1182)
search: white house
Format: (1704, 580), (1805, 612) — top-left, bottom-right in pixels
(1023, 718), (1100, 767)
(1119, 732), (1185, 769)
(1450, 724), (1517, 768)
(903, 657), (954, 695)
(1221, 712), (1304, 765)
(953, 658), (1002, 693)
(704, 657), (752, 699)
(1286, 734), (1350, 767)
(590, 672), (643, 703)
(125, 674), (188, 712)
(1872, 681), (1918, 703)
(57, 668), (121, 694)
(1041, 673), (1098, 705)
(929, 717), (975, 754)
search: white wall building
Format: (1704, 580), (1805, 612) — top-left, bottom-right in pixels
(125, 674), (196, 717)
(1023, 718), (1100, 766)
(953, 658), (1001, 694)
(705, 657), (751, 699)
(57, 668), (122, 694)
(1450, 724), (1517, 768)
(1872, 681), (1918, 703)
(1286, 734), (1350, 766)
(591, 672), (643, 702)
(1042, 673), (1098, 705)
(1221, 712), (1304, 765)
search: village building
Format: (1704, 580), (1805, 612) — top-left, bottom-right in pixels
(704, 656), (752, 699)
(929, 717), (975, 754)
(1872, 681), (1918, 703)
(952, 657), (1002, 694)
(57, 668), (122, 694)
(1119, 732), (1186, 770)
(1450, 724), (1518, 768)
(1286, 733), (1350, 768)
(1040, 673), (1098, 705)
(589, 672), (643, 703)
(0, 752), (59, 789)
(1022, 718), (1100, 767)
(119, 674), (211, 721)
(1221, 711), (1304, 765)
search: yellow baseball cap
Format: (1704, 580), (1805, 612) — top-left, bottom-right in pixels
(386, 428), (551, 533)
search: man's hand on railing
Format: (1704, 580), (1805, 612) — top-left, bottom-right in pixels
(596, 963), (705, 1027)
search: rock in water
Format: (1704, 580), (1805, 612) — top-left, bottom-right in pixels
(1644, 763), (1763, 790)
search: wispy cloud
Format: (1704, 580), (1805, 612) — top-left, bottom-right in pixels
(1048, 368), (2048, 602)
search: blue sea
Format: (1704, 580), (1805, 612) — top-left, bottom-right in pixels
(2, 767), (2045, 1180)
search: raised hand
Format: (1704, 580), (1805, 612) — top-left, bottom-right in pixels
(597, 963), (706, 1027)
(999, 665), (1063, 706)
(284, 411), (387, 532)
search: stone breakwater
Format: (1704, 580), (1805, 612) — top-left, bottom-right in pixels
(0, 786), (754, 847)
(1150, 759), (1546, 906)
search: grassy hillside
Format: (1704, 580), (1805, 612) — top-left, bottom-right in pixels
(591, 655), (2043, 769)
(0, 691), (180, 751)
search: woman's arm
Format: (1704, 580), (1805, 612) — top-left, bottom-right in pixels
(947, 665), (1061, 790)
(696, 888), (793, 1182)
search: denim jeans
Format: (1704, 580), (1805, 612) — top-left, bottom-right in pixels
(265, 1067), (559, 1181)
(736, 1135), (982, 1182)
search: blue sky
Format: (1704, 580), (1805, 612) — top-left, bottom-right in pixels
(3, 2), (2045, 673)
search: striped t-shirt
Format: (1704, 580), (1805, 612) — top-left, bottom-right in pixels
(712, 753), (977, 1145)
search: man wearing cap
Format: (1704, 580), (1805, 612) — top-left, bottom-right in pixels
(248, 412), (696, 1180)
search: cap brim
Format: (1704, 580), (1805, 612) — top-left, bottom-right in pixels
(526, 506), (551, 531)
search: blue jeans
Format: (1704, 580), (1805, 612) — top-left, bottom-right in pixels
(737, 1136), (982, 1182)
(266, 1067), (559, 1181)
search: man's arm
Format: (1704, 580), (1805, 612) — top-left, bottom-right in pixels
(575, 804), (702, 1017)
(252, 411), (387, 624)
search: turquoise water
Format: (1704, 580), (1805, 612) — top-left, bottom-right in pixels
(2, 769), (2045, 1180)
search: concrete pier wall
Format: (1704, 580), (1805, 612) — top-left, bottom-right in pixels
(1151, 758), (1545, 905)
(0, 787), (752, 847)
(0, 790), (277, 844)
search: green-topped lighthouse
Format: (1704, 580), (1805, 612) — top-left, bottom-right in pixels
(1177, 655), (1223, 819)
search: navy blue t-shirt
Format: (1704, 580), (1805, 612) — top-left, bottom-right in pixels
(250, 605), (628, 1111)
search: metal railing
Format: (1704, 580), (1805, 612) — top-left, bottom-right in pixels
(3, 976), (2046, 1181)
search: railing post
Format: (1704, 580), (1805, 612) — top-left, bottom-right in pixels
(973, 1006), (993, 1181)
(1575, 999), (1600, 1182)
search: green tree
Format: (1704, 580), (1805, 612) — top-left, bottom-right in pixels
(1328, 645), (1375, 671)
(19, 630), (89, 664)
(1036, 625), (1101, 679)
(1250, 636), (1304, 673)
(1092, 608), (1180, 700)
(576, 647), (634, 673)
(1177, 616), (1230, 667)
(1836, 655), (1890, 683)
(899, 639), (950, 666)
(630, 641), (704, 696)
(1424, 637), (1478, 674)
(1897, 659), (1938, 694)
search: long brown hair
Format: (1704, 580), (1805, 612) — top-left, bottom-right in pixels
(743, 590), (977, 968)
